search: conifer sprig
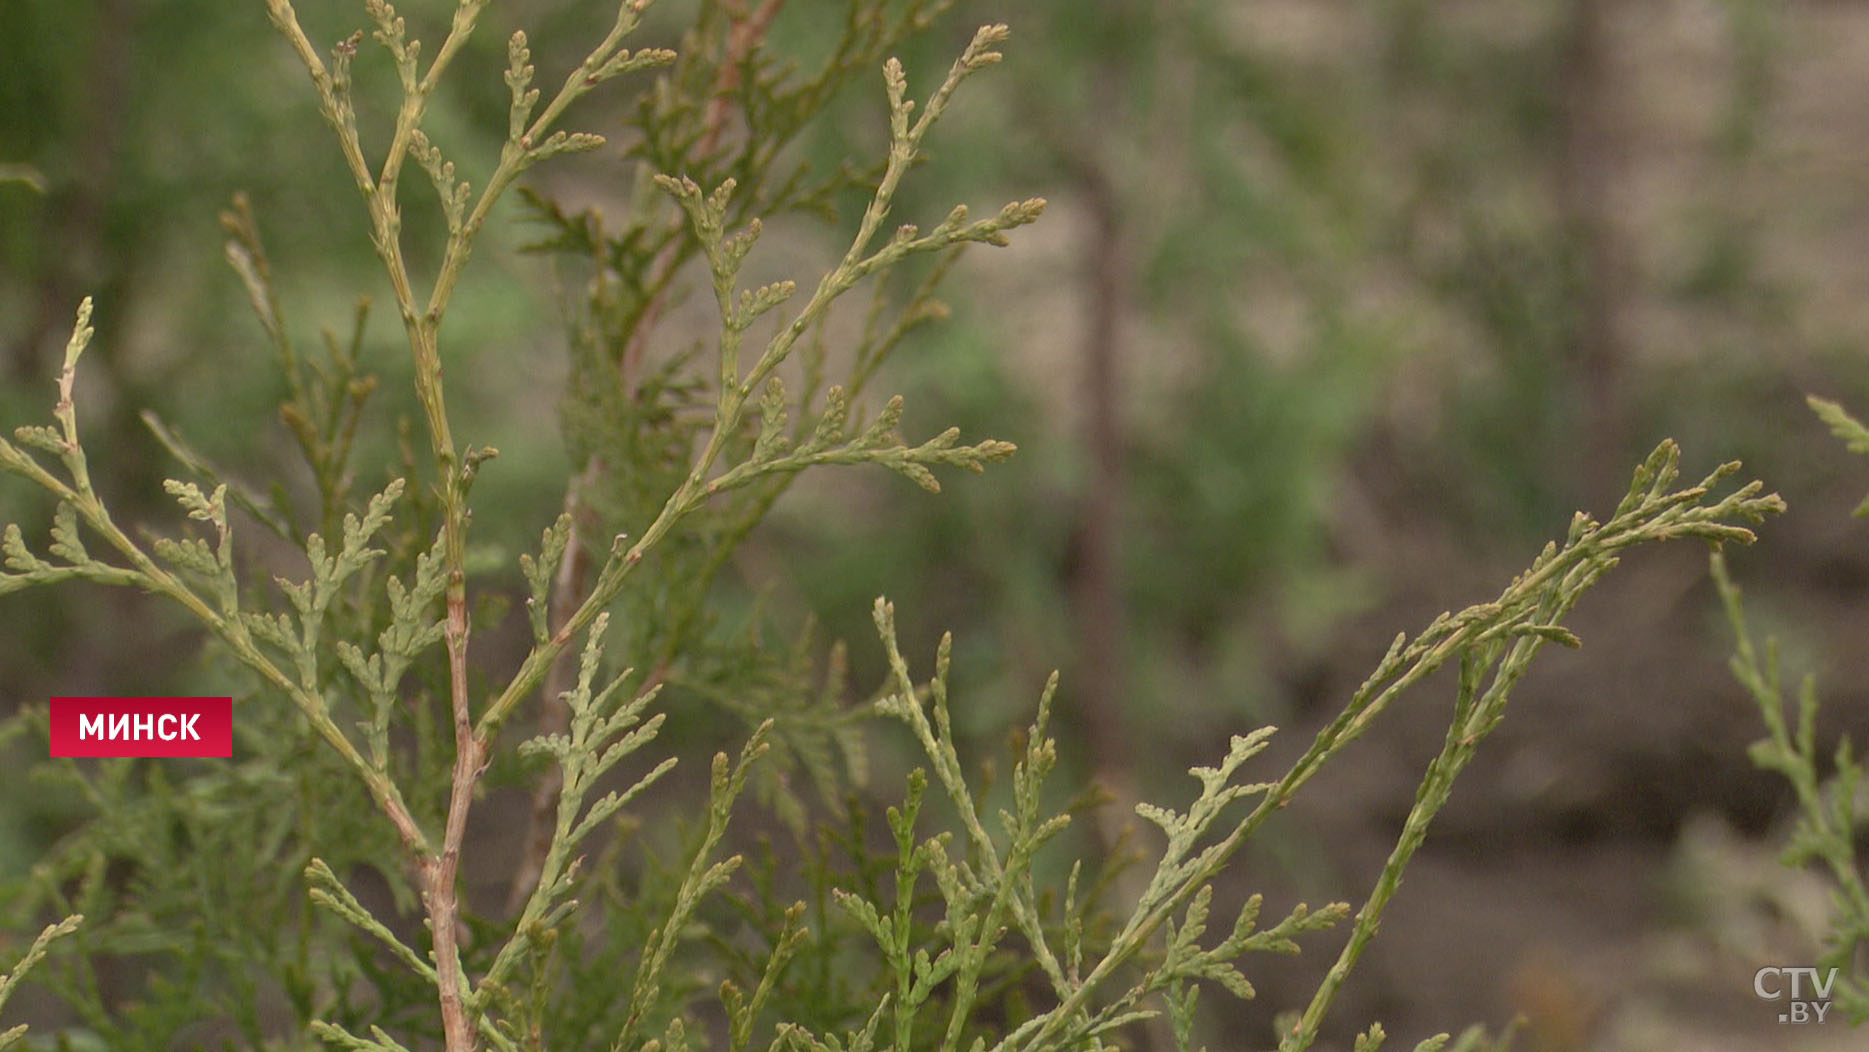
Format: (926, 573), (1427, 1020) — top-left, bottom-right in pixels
(0, 302), (426, 857)
(1710, 395), (1869, 1024)
(476, 25), (1044, 744)
(0, 915), (81, 1050)
(1713, 552), (1869, 1023)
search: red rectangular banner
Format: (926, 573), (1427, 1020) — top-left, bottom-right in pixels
(48, 697), (233, 758)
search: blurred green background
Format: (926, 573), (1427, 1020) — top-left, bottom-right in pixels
(7, 0), (1869, 1048)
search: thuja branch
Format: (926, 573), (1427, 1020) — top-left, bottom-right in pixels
(477, 23), (1044, 740)
(1281, 566), (1587, 1049)
(976, 441), (1782, 1052)
(255, 3), (676, 1047)
(1708, 395), (1869, 1022)
(0, 915), (82, 1048)
(0, 302), (433, 860)
(1276, 444), (1781, 1051)
(1713, 551), (1869, 1022)
(852, 604), (1342, 1052)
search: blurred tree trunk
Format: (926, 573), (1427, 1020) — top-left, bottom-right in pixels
(1070, 156), (1131, 809)
(1557, 0), (1629, 498)
(1056, 61), (1169, 1047)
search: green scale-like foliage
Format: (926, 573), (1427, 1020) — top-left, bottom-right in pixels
(1706, 396), (1869, 1025)
(0, 3), (1793, 1051)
